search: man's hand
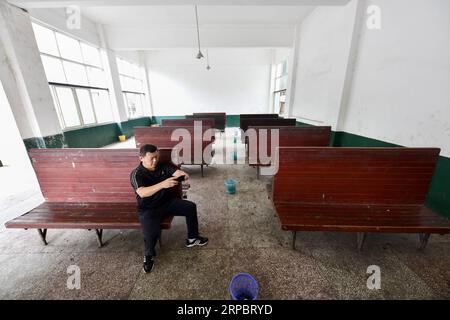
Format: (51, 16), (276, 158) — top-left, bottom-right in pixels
(161, 176), (179, 189)
(174, 169), (189, 181)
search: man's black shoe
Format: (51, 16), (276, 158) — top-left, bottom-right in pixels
(143, 256), (154, 273)
(185, 236), (209, 248)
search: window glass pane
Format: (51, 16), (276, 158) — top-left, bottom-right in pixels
(32, 23), (59, 56)
(41, 55), (66, 83)
(49, 85), (65, 128)
(81, 43), (102, 67)
(275, 78), (280, 91)
(279, 76), (287, 90)
(56, 32), (83, 63)
(125, 93), (143, 119)
(86, 67), (106, 88)
(116, 57), (125, 75)
(63, 61), (89, 86)
(75, 89), (96, 125)
(275, 63), (283, 78)
(55, 87), (80, 127)
(281, 60), (287, 76)
(91, 90), (113, 123)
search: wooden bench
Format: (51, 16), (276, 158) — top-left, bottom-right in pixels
(187, 113), (226, 131)
(134, 126), (214, 177)
(272, 147), (450, 250)
(5, 148), (182, 247)
(246, 126), (331, 178)
(239, 118), (296, 142)
(162, 118), (215, 130)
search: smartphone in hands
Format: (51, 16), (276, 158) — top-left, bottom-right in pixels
(175, 175), (185, 182)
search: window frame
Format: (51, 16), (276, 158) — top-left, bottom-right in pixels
(33, 20), (114, 130)
(116, 56), (147, 120)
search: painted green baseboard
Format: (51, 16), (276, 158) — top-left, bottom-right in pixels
(151, 115), (186, 125)
(43, 133), (65, 148)
(23, 136), (45, 149)
(296, 121), (314, 127)
(120, 117), (152, 138)
(64, 123), (121, 148)
(332, 131), (401, 148)
(226, 115), (240, 128)
(426, 156), (450, 219)
(23, 133), (65, 149)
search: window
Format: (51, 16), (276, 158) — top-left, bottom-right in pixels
(32, 22), (112, 129)
(116, 56), (146, 119)
(273, 60), (288, 115)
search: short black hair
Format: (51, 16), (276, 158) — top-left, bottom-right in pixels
(139, 144), (158, 156)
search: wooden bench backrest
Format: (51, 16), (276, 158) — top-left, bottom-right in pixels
(247, 126), (331, 164)
(240, 114), (279, 119)
(189, 113), (226, 130)
(273, 147), (440, 206)
(162, 118), (215, 129)
(134, 126), (213, 164)
(240, 118), (295, 132)
(29, 148), (178, 203)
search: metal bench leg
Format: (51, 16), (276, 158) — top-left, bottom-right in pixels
(95, 229), (103, 248)
(201, 164), (204, 177)
(37, 228), (48, 245)
(292, 231), (297, 250)
(159, 230), (163, 249)
(357, 232), (366, 251)
(418, 233), (430, 251)
(256, 167), (260, 180)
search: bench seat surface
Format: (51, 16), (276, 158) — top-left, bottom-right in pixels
(5, 202), (173, 230)
(275, 202), (450, 233)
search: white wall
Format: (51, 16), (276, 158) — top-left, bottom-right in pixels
(0, 2), (61, 138)
(341, 0), (450, 156)
(290, 2), (358, 128)
(289, 0), (450, 157)
(29, 8), (100, 46)
(0, 80), (43, 230)
(146, 48), (272, 115)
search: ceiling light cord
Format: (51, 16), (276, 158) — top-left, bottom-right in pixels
(195, 5), (204, 59)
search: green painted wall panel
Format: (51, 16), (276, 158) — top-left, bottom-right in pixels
(151, 115), (186, 125)
(426, 156), (450, 219)
(23, 137), (45, 150)
(332, 131), (401, 148)
(226, 115), (240, 128)
(64, 123), (121, 148)
(43, 133), (65, 148)
(120, 117), (152, 138)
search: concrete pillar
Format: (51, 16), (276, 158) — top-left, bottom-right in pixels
(285, 23), (301, 119)
(97, 24), (128, 125)
(139, 51), (154, 117)
(0, 1), (63, 148)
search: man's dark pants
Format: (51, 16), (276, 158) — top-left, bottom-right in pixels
(138, 198), (199, 257)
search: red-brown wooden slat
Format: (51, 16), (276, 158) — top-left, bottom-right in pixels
(5, 148), (181, 232)
(271, 147), (450, 235)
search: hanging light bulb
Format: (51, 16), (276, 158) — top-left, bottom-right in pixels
(195, 5), (204, 59)
(206, 49), (211, 70)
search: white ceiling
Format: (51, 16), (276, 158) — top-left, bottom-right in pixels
(17, 0), (350, 49)
(81, 6), (316, 27)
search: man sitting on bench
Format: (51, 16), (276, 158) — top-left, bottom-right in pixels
(130, 144), (208, 273)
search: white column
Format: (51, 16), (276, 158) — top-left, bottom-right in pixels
(285, 23), (301, 119)
(139, 51), (154, 117)
(0, 1), (62, 145)
(97, 24), (128, 123)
